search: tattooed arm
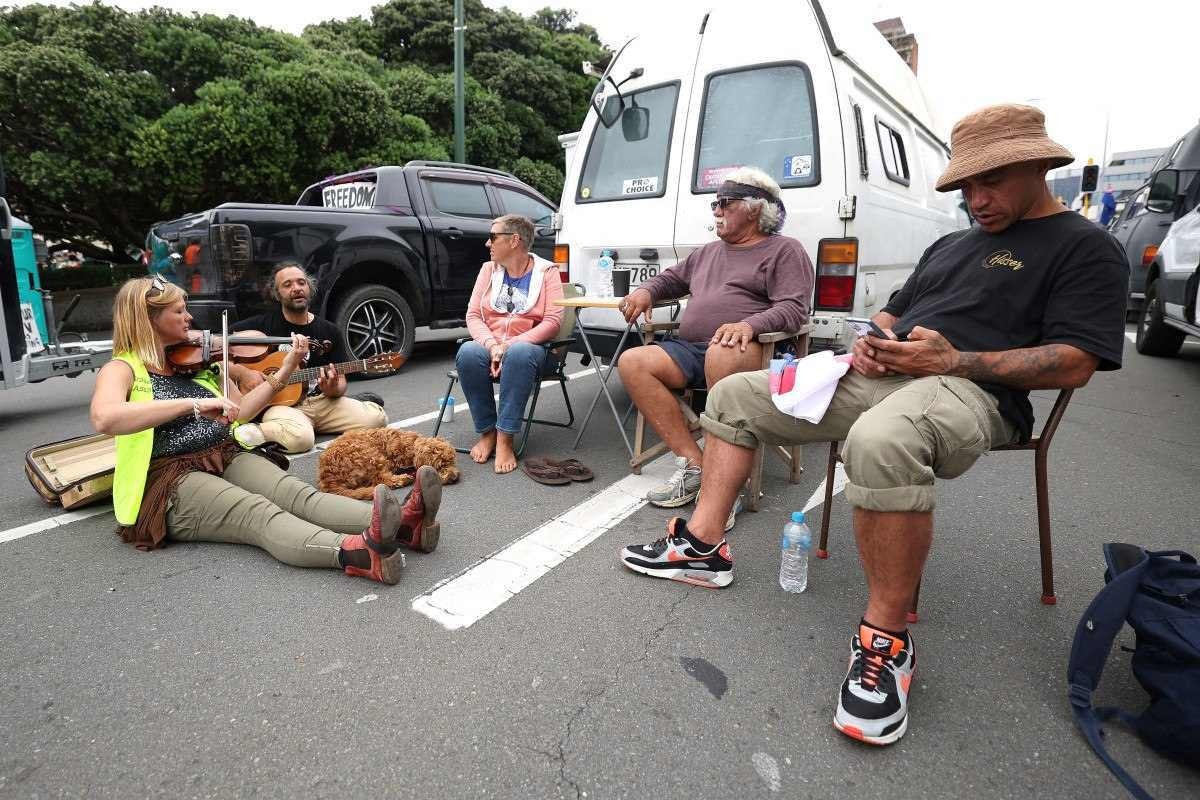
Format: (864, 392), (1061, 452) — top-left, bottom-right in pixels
(869, 325), (1100, 389)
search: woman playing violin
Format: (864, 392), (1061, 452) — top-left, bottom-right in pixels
(89, 277), (442, 584)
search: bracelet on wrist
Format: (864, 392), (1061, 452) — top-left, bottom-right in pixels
(264, 375), (285, 392)
(192, 399), (201, 421)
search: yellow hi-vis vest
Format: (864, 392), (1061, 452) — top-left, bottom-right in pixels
(111, 352), (224, 526)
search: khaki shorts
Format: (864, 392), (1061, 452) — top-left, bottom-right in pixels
(700, 370), (1018, 512)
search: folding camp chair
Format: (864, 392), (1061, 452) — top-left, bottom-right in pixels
(627, 323), (813, 511)
(433, 282), (583, 456)
(815, 388), (1075, 620)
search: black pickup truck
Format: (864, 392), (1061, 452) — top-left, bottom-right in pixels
(146, 161), (560, 359)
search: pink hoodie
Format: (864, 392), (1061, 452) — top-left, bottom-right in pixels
(465, 255), (564, 348)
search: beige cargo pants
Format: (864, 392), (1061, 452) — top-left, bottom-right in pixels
(260, 395), (387, 453)
(701, 370), (1018, 512)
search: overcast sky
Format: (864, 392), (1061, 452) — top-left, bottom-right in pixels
(20, 0), (1200, 174)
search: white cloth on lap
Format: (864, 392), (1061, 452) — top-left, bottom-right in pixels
(770, 351), (854, 423)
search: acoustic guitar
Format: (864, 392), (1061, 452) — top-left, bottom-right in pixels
(242, 351), (408, 406)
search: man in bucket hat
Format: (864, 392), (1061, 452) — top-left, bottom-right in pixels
(618, 105), (1128, 745)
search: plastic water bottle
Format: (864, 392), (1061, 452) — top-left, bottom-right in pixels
(437, 396), (455, 423)
(596, 249), (615, 298)
(779, 511), (811, 593)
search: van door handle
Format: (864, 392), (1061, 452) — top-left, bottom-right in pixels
(440, 228), (463, 240)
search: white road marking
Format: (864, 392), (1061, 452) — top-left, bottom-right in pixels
(801, 463), (848, 514)
(0, 505), (112, 545)
(0, 365), (610, 543)
(412, 455), (677, 631)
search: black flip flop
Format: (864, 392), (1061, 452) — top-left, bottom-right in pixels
(521, 459), (571, 485)
(544, 458), (595, 482)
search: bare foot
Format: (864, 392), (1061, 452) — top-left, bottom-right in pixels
(494, 432), (517, 474)
(470, 430), (497, 463)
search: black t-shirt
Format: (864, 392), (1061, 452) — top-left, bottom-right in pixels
(882, 211), (1128, 441)
(232, 307), (344, 369)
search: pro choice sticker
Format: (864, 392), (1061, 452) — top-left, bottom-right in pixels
(621, 176), (659, 195)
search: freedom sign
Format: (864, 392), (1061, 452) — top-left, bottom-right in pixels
(322, 182), (377, 209)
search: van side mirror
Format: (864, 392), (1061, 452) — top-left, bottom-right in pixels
(592, 84), (624, 129)
(0, 197), (10, 240)
(1146, 169), (1179, 214)
(621, 104), (649, 142)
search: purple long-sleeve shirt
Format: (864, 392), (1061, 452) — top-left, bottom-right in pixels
(639, 235), (813, 342)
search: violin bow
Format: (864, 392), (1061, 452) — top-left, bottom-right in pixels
(221, 310), (230, 402)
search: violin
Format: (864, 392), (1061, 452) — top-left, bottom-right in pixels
(165, 329), (333, 375)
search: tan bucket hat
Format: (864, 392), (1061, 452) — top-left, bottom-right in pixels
(935, 104), (1073, 192)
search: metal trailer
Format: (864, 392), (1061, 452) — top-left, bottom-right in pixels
(0, 195), (112, 390)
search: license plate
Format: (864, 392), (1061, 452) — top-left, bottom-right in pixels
(618, 263), (659, 285)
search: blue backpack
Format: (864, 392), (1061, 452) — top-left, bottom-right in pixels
(1068, 543), (1200, 799)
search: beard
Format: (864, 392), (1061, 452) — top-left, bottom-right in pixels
(283, 294), (310, 312)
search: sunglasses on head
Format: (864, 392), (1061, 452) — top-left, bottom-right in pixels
(147, 275), (168, 297)
(709, 197), (744, 211)
(487, 231), (517, 243)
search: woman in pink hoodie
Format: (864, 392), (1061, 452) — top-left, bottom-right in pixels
(459, 214), (563, 473)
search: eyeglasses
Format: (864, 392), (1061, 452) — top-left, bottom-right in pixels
(147, 275), (168, 297)
(487, 231), (517, 243)
(709, 197), (744, 212)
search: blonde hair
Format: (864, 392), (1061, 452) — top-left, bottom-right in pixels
(112, 277), (188, 370)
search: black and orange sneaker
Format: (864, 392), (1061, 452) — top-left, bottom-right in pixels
(620, 518), (733, 588)
(833, 621), (916, 746)
(342, 484), (405, 584)
(397, 465), (441, 553)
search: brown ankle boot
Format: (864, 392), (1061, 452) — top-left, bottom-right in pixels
(342, 485), (405, 584)
(397, 465), (442, 553)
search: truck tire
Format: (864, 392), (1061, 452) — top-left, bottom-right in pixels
(332, 284), (416, 367)
(1135, 279), (1185, 357)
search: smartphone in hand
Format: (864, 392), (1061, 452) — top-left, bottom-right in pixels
(846, 317), (906, 341)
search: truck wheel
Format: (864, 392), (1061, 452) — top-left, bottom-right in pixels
(332, 284), (416, 367)
(1135, 279), (1184, 357)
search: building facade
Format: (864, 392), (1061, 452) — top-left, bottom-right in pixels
(874, 18), (918, 74)
(1048, 147), (1165, 205)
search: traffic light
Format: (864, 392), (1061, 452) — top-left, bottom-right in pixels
(1081, 164), (1100, 193)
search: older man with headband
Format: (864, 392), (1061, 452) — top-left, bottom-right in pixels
(619, 104), (1129, 747)
(617, 166), (813, 518)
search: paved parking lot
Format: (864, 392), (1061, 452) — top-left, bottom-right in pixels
(1, 328), (1198, 799)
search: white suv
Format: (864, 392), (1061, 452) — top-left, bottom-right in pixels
(1135, 168), (1200, 356)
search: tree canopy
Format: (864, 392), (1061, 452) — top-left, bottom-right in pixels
(0, 1), (606, 260)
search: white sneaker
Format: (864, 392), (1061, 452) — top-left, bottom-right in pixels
(646, 456), (702, 508)
(233, 423), (266, 448)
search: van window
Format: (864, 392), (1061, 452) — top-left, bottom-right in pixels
(577, 82), (680, 203)
(693, 64), (819, 191)
(852, 104), (868, 179)
(424, 179), (493, 218)
(876, 119), (910, 186)
(496, 186), (554, 225)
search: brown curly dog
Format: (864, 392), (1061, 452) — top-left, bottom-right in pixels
(318, 428), (460, 500)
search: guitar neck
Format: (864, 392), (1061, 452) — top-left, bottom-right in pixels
(286, 359), (368, 385)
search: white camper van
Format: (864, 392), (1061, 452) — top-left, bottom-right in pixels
(553, 2), (967, 355)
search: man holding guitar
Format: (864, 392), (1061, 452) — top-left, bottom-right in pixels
(229, 263), (391, 453)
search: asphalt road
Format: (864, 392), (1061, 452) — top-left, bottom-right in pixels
(1, 328), (1198, 799)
